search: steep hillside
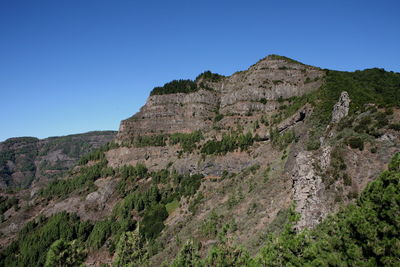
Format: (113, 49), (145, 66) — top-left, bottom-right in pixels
(0, 55), (399, 266)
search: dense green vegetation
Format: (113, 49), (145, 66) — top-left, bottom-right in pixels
(195, 70), (225, 82)
(201, 132), (254, 155)
(0, 150), (15, 169)
(44, 239), (86, 267)
(126, 131), (203, 154)
(150, 71), (223, 96)
(0, 212), (92, 267)
(86, 166), (204, 254)
(150, 79), (198, 96)
(113, 168), (204, 247)
(0, 137), (38, 188)
(40, 158), (113, 199)
(78, 141), (119, 165)
(113, 230), (148, 267)
(313, 68), (400, 126)
(116, 163), (149, 195)
(170, 131), (203, 153)
(140, 204), (169, 240)
(270, 68), (400, 133)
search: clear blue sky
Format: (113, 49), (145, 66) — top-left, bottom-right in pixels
(1, 0), (399, 141)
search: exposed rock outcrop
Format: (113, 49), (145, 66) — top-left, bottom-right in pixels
(331, 91), (350, 123)
(291, 151), (328, 230)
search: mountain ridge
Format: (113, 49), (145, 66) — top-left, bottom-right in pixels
(0, 131), (116, 190)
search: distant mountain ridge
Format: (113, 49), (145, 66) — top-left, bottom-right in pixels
(0, 131), (116, 190)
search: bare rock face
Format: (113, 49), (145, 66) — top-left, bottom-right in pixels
(117, 90), (219, 139)
(292, 151), (328, 230)
(219, 56), (324, 114)
(117, 55), (325, 142)
(331, 91), (350, 123)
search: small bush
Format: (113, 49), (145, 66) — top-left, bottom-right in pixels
(188, 192), (204, 214)
(385, 108), (394, 115)
(165, 200), (179, 215)
(346, 136), (364, 150)
(270, 129), (295, 150)
(200, 211), (221, 238)
(263, 167), (271, 183)
(342, 173), (352, 186)
(389, 123), (400, 131)
(306, 139), (321, 151)
(214, 113), (224, 122)
(140, 204), (168, 240)
(374, 112), (389, 128)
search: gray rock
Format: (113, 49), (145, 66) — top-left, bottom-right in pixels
(331, 91), (350, 123)
(291, 151), (328, 230)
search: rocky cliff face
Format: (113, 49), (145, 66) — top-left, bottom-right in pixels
(117, 55), (324, 141)
(118, 90), (219, 140)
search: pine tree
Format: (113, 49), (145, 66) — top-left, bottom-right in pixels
(44, 239), (86, 267)
(113, 228), (149, 267)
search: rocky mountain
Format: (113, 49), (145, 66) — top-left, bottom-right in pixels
(0, 55), (399, 266)
(117, 55), (323, 140)
(0, 131), (116, 190)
